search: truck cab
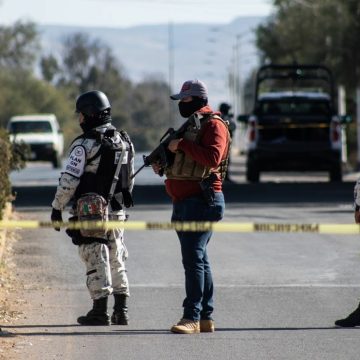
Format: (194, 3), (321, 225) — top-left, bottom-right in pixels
(7, 114), (64, 168)
(238, 64), (350, 182)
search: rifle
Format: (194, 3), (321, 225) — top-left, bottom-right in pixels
(132, 114), (200, 178)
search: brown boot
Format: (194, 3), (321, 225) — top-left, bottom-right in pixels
(170, 318), (200, 334)
(200, 319), (215, 333)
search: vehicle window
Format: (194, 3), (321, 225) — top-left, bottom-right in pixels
(259, 100), (330, 116)
(9, 121), (52, 133)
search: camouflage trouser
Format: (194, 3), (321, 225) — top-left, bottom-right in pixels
(78, 212), (129, 300)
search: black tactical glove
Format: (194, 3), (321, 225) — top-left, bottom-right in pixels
(51, 208), (63, 232)
(66, 216), (83, 245)
(122, 189), (134, 208)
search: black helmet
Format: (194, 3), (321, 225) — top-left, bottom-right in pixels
(219, 102), (231, 114)
(76, 90), (111, 117)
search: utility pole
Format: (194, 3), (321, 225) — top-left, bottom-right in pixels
(231, 34), (245, 120)
(168, 22), (175, 127)
(357, 87), (360, 169)
(338, 85), (347, 164)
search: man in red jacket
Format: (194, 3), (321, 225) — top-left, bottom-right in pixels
(152, 79), (230, 334)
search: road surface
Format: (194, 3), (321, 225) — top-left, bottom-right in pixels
(2, 156), (360, 359)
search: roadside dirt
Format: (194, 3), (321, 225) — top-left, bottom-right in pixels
(0, 211), (27, 360)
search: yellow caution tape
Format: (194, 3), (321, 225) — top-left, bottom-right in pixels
(0, 220), (360, 234)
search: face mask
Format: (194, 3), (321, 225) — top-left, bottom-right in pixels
(80, 114), (111, 133)
(80, 121), (90, 133)
(178, 98), (205, 118)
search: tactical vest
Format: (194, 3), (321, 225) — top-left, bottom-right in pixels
(74, 127), (134, 208)
(165, 114), (231, 181)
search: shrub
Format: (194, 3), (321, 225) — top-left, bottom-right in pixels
(0, 128), (27, 219)
(0, 129), (12, 220)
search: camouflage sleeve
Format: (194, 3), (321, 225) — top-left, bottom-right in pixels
(51, 172), (81, 210)
(354, 179), (360, 208)
(112, 131), (135, 209)
(51, 141), (86, 210)
(119, 130), (135, 193)
(128, 141), (135, 193)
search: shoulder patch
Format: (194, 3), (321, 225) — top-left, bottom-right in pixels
(64, 145), (86, 178)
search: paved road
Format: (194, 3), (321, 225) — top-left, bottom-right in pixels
(9, 154), (358, 209)
(9, 153), (360, 187)
(4, 155), (360, 359)
(3, 199), (360, 360)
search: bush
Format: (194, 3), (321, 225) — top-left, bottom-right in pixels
(0, 129), (12, 220)
(0, 128), (27, 219)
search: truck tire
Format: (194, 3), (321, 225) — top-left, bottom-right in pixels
(329, 164), (342, 182)
(52, 153), (62, 169)
(246, 162), (260, 183)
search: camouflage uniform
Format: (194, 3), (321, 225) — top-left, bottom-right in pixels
(78, 218), (129, 299)
(52, 123), (134, 300)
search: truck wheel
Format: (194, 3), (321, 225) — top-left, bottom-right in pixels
(246, 163), (260, 183)
(52, 153), (62, 169)
(329, 165), (342, 182)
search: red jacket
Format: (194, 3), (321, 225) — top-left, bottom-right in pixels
(165, 105), (229, 202)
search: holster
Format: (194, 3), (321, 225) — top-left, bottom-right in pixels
(199, 173), (217, 206)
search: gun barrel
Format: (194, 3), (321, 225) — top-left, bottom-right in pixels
(131, 164), (146, 179)
(130, 118), (192, 180)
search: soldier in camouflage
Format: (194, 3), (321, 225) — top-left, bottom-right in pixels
(51, 90), (135, 326)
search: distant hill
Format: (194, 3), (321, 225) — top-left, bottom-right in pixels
(39, 16), (264, 108)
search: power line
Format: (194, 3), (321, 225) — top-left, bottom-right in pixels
(88, 0), (262, 8)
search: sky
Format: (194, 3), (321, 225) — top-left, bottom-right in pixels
(0, 0), (273, 28)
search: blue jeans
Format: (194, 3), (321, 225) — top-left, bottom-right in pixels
(171, 192), (225, 321)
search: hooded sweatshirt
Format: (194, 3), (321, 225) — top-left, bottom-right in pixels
(165, 105), (229, 202)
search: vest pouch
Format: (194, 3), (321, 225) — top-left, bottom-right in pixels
(192, 163), (209, 178)
(170, 152), (196, 177)
(170, 151), (186, 176)
(180, 153), (197, 177)
(165, 114), (229, 181)
(169, 151), (209, 179)
(77, 192), (108, 238)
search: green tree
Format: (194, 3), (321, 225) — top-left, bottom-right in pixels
(0, 21), (39, 70)
(40, 54), (60, 83)
(40, 31), (172, 150)
(256, 0), (360, 92)
(40, 32), (133, 142)
(255, 0), (360, 166)
(129, 77), (171, 151)
(44, 32), (130, 98)
(0, 129), (12, 218)
(0, 21), (74, 136)
(0, 69), (75, 144)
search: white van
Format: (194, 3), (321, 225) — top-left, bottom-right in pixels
(7, 114), (64, 168)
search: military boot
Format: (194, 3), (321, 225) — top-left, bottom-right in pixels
(77, 297), (110, 326)
(335, 303), (360, 327)
(111, 294), (129, 325)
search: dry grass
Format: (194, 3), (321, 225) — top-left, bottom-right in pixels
(0, 205), (25, 360)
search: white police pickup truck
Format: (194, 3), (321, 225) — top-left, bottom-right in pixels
(7, 114), (64, 168)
